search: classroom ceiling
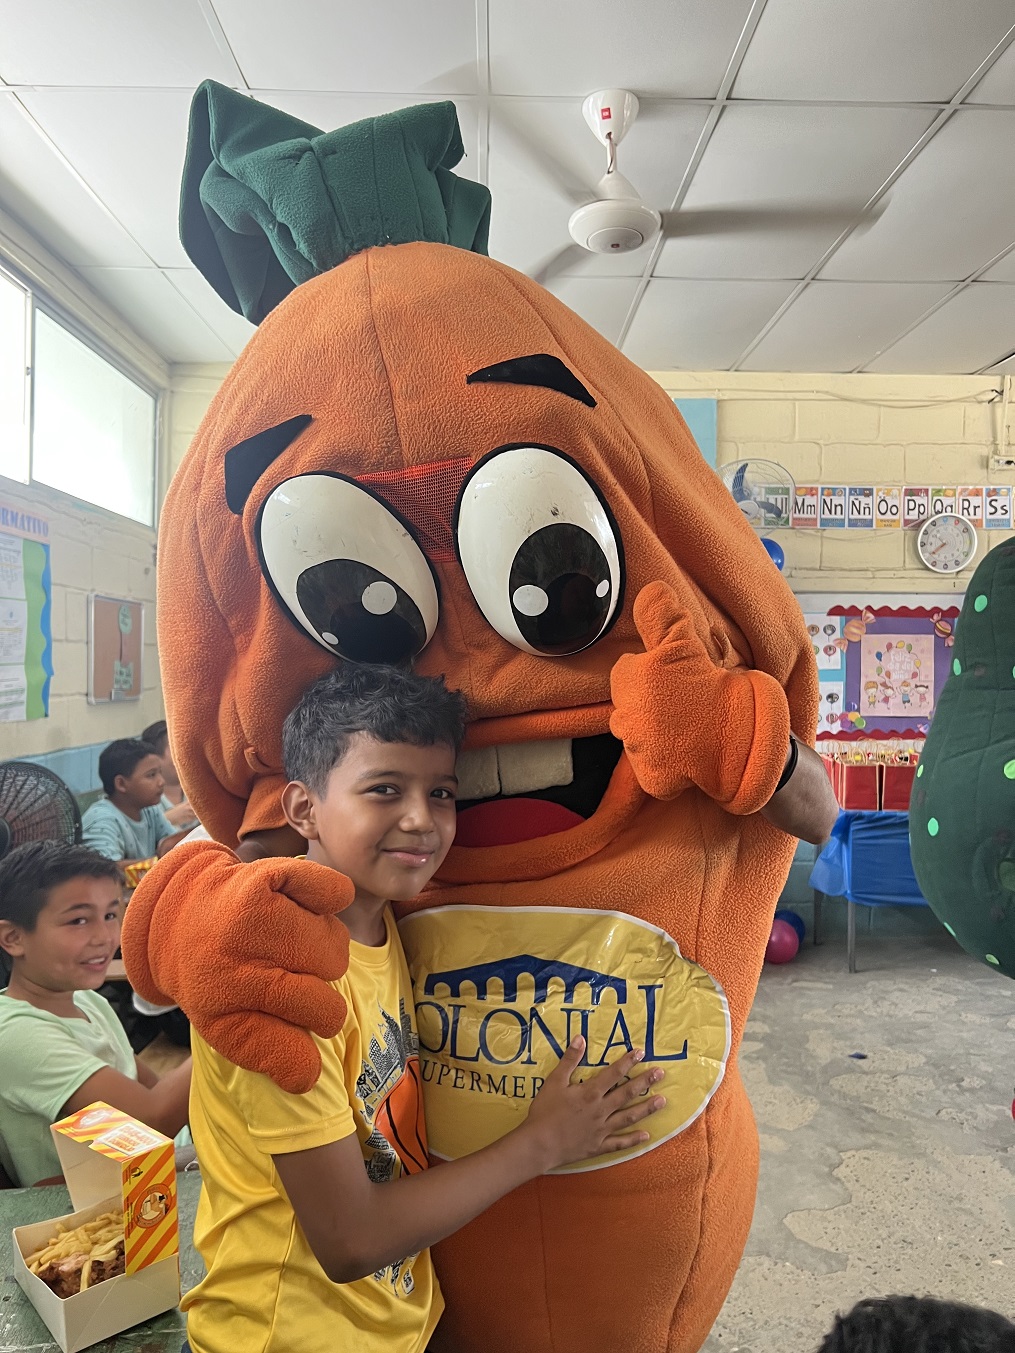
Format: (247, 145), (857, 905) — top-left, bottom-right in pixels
(3, 0), (1015, 374)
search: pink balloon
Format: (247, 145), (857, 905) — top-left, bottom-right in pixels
(765, 919), (800, 965)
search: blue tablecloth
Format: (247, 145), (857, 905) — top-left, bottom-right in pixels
(808, 810), (927, 908)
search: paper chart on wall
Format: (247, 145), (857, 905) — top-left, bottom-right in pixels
(859, 634), (934, 719)
(0, 524), (52, 722)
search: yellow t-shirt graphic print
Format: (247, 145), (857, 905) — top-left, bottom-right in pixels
(184, 909), (442, 1353)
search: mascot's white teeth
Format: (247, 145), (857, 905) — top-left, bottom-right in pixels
(455, 740), (574, 801)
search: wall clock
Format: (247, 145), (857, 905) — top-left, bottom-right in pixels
(916, 512), (978, 574)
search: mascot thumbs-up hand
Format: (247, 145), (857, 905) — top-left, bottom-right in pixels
(121, 840), (352, 1094)
(611, 579), (792, 811)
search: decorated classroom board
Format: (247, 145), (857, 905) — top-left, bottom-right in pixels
(795, 593), (961, 742)
(0, 501), (52, 723)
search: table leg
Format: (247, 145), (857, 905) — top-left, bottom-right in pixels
(847, 898), (857, 974)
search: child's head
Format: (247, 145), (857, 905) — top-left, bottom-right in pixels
(142, 720), (180, 787)
(281, 665), (467, 905)
(0, 841), (123, 992)
(817, 1294), (1015, 1352)
(99, 738), (165, 808)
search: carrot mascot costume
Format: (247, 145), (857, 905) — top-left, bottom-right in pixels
(123, 83), (818, 1353)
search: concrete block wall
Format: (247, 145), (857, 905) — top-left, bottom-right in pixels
(0, 477), (164, 780)
(649, 371), (1015, 593)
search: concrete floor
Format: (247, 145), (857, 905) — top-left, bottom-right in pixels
(704, 902), (1015, 1352)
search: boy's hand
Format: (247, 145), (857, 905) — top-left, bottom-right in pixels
(521, 1038), (666, 1172)
(121, 841), (352, 1094)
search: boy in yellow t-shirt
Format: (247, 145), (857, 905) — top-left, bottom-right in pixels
(182, 665), (666, 1353)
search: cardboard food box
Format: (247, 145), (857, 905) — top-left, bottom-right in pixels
(12, 1102), (180, 1353)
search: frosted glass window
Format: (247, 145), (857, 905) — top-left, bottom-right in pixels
(0, 270), (30, 484)
(32, 311), (156, 525)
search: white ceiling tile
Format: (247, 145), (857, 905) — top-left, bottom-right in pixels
(488, 98), (707, 277)
(17, 90), (192, 268)
(0, 94), (149, 267)
(251, 91), (482, 173)
(966, 38), (1015, 103)
(983, 355), (1015, 374)
(822, 110), (1015, 282)
(75, 267), (234, 363)
(162, 269), (257, 358)
(655, 105), (933, 281)
(864, 283), (1015, 373)
(622, 279), (797, 370)
(489, 0), (753, 97)
(740, 281), (954, 372)
(0, 0), (238, 87)
(541, 277), (641, 347)
(734, 0), (1015, 101)
(980, 246), (1015, 280)
(214, 0), (480, 93)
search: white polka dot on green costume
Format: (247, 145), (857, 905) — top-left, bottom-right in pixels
(927, 818), (939, 836)
(1004, 760), (1015, 780)
(952, 658), (961, 676)
(916, 764), (924, 777)
(974, 595), (988, 612)
(985, 954), (1000, 966)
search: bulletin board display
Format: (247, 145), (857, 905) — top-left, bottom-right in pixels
(88, 595), (143, 703)
(0, 503), (52, 723)
(796, 593), (961, 741)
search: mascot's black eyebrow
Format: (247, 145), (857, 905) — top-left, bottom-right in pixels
(224, 413), (313, 514)
(466, 354), (596, 408)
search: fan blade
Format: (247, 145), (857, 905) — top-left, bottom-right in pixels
(730, 463), (748, 503)
(489, 101), (592, 207)
(529, 244), (590, 287)
(757, 499), (788, 519)
(660, 200), (888, 239)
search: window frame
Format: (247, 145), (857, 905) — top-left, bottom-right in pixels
(0, 257), (162, 529)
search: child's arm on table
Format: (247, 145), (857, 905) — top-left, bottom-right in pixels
(274, 1039), (664, 1284)
(60, 1057), (192, 1138)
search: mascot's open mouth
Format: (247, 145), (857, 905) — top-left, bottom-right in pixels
(454, 733), (623, 847)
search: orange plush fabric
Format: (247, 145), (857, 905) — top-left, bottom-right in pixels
(123, 240), (817, 1353)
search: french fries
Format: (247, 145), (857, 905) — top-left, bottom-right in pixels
(25, 1212), (125, 1298)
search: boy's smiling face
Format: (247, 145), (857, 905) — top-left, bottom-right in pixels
(284, 733), (458, 910)
(1, 876), (122, 994)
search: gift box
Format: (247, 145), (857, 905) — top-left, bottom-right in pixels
(12, 1103), (180, 1353)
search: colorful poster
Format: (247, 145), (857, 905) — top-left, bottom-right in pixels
(859, 635), (934, 718)
(0, 525), (52, 722)
(985, 485), (1012, 529)
(930, 486), (956, 517)
(795, 596), (959, 740)
(818, 680), (845, 733)
(819, 486), (847, 528)
(847, 486), (874, 528)
(792, 485), (820, 528)
(956, 486), (984, 527)
(902, 487), (930, 528)
(874, 486), (902, 528)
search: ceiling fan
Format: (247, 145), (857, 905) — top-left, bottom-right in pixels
(515, 88), (889, 287)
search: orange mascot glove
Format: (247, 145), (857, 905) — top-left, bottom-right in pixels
(610, 580), (792, 813)
(121, 840), (353, 1094)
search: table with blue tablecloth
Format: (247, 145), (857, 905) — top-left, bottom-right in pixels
(809, 810), (929, 971)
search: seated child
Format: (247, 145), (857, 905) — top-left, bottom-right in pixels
(176, 665), (666, 1353)
(142, 720), (199, 832)
(817, 1293), (1015, 1350)
(82, 738), (190, 872)
(0, 841), (192, 1187)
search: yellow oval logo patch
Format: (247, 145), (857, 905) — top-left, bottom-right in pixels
(399, 906), (731, 1174)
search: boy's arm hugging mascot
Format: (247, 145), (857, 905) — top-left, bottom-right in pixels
(123, 82), (827, 1353)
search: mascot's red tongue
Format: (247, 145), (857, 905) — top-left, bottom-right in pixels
(454, 798), (584, 847)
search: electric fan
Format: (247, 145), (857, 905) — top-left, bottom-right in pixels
(0, 760), (82, 860)
(718, 460), (795, 530)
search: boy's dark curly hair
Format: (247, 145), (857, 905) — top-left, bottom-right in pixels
(818, 1295), (1015, 1353)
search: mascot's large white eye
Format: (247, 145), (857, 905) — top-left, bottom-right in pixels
(454, 445), (623, 656)
(257, 473), (439, 664)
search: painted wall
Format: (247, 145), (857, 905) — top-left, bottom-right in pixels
(0, 207), (170, 794)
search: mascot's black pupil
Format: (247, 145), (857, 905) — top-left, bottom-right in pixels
(296, 559), (425, 663)
(508, 523), (611, 655)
